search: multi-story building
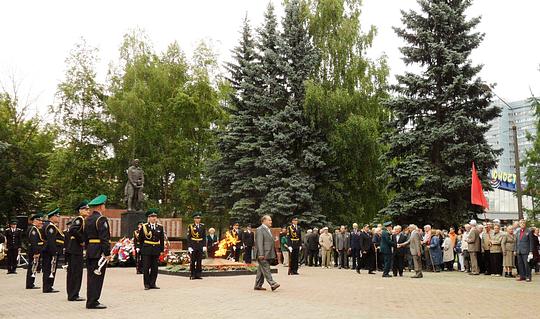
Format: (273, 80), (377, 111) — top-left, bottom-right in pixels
(484, 99), (536, 221)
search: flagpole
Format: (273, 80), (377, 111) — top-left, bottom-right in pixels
(512, 125), (524, 220)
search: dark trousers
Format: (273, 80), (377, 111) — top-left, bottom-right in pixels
(290, 248), (299, 273)
(482, 250), (491, 274)
(393, 254), (404, 276)
(517, 253), (531, 279)
(308, 249), (319, 266)
(383, 253), (393, 275)
(244, 246), (253, 264)
(6, 248), (18, 272)
(135, 250), (143, 273)
(190, 249), (203, 278)
(142, 254), (159, 287)
(86, 257), (106, 307)
(377, 251), (383, 270)
(42, 252), (57, 292)
(358, 251), (374, 271)
(351, 248), (360, 269)
(66, 254), (83, 300)
(234, 245), (241, 262)
(333, 249), (339, 266)
(338, 249), (348, 268)
(26, 254), (38, 288)
(490, 253), (503, 275)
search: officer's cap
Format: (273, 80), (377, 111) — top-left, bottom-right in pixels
(88, 194), (107, 207)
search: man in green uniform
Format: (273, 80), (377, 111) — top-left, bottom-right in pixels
(139, 208), (164, 290)
(84, 195), (111, 309)
(381, 221), (396, 278)
(43, 208), (65, 293)
(133, 221), (144, 274)
(287, 216), (302, 275)
(66, 200), (89, 301)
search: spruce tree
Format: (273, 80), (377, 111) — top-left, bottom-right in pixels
(382, 0), (501, 226)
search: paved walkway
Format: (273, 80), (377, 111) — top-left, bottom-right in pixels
(1, 266), (538, 318)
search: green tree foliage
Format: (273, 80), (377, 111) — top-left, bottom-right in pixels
(304, 0), (389, 224)
(381, 0), (501, 227)
(45, 39), (113, 212)
(524, 95), (540, 221)
(106, 31), (224, 215)
(0, 92), (55, 223)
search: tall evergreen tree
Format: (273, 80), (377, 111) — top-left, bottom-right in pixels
(208, 17), (264, 225)
(382, 0), (501, 226)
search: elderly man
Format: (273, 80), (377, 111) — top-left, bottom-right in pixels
(350, 223), (362, 270)
(254, 215), (280, 291)
(306, 228), (320, 267)
(319, 227), (333, 268)
(461, 224), (471, 272)
(422, 225), (432, 271)
(392, 225), (408, 277)
(399, 225), (423, 278)
(481, 222), (493, 275)
(466, 220), (481, 275)
(336, 226), (350, 269)
(515, 219), (535, 282)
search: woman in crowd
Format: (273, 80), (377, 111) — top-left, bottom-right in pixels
(501, 226), (516, 277)
(490, 224), (503, 276)
(442, 230), (454, 271)
(280, 227), (289, 267)
(206, 228), (218, 258)
(429, 229), (443, 272)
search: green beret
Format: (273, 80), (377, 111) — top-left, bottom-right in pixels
(30, 212), (43, 221)
(146, 208), (159, 217)
(88, 194), (107, 207)
(9, 219), (17, 224)
(75, 199), (90, 211)
(47, 208), (61, 218)
(383, 221), (393, 227)
(138, 220), (145, 225)
(192, 211), (202, 218)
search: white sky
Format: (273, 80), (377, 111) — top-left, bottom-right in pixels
(1, 0), (539, 119)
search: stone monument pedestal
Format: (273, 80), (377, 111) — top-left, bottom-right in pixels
(121, 210), (145, 237)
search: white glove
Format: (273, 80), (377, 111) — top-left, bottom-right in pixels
(288, 247), (293, 253)
(528, 253), (533, 262)
(136, 248), (140, 253)
(188, 247), (193, 254)
(299, 246), (302, 251)
(203, 247), (207, 252)
(233, 246), (236, 251)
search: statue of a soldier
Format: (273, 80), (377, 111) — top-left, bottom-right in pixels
(125, 159), (144, 211)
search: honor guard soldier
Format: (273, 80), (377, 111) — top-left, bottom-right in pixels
(26, 213), (45, 289)
(381, 221), (396, 278)
(43, 208), (64, 293)
(133, 221), (144, 274)
(287, 216), (302, 275)
(231, 222), (242, 262)
(84, 195), (111, 309)
(4, 219), (22, 274)
(139, 208), (164, 290)
(66, 200), (90, 301)
(187, 212), (206, 279)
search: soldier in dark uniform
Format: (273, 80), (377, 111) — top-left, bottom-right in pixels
(231, 222), (242, 262)
(381, 221), (396, 278)
(138, 208), (164, 290)
(133, 221), (144, 274)
(66, 200), (90, 301)
(26, 213), (45, 289)
(242, 224), (255, 264)
(287, 216), (302, 275)
(187, 212), (206, 279)
(4, 219), (22, 274)
(84, 194), (111, 309)
(42, 208), (64, 293)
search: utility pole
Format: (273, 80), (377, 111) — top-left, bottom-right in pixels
(512, 125), (524, 220)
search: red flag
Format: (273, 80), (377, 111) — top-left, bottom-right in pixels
(471, 162), (489, 209)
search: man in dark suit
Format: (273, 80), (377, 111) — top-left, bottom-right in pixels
(515, 219), (535, 282)
(139, 208), (165, 289)
(84, 194), (111, 309)
(358, 224), (375, 274)
(392, 225), (408, 277)
(350, 223), (361, 270)
(187, 212), (207, 279)
(254, 215), (279, 291)
(306, 228), (320, 267)
(380, 221), (396, 277)
(4, 219), (22, 274)
(242, 224), (255, 264)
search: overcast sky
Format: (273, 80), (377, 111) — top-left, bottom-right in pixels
(1, 0), (539, 119)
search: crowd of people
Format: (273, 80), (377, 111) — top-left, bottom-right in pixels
(275, 219), (540, 281)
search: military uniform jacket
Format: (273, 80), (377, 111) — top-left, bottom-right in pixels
(287, 225), (302, 249)
(84, 211), (111, 259)
(139, 223), (164, 256)
(187, 223), (206, 250)
(67, 216), (85, 255)
(231, 228), (242, 246)
(27, 226), (45, 256)
(133, 230), (141, 249)
(380, 229), (395, 255)
(4, 227), (22, 249)
(44, 223), (65, 255)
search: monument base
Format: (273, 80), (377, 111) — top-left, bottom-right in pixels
(121, 210), (145, 237)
